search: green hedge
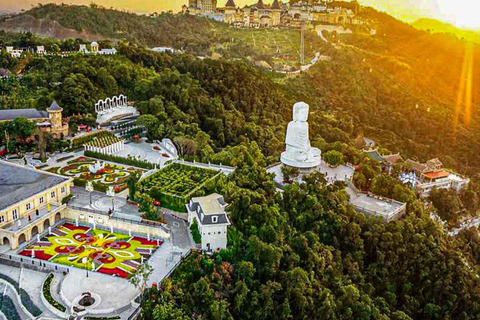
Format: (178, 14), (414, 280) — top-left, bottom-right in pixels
(0, 273), (19, 290)
(84, 150), (155, 170)
(147, 187), (187, 212)
(0, 295), (21, 320)
(190, 220), (201, 244)
(0, 273), (42, 317)
(20, 289), (42, 317)
(73, 177), (108, 193)
(42, 274), (66, 312)
(71, 130), (111, 149)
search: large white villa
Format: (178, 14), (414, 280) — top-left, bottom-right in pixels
(187, 193), (230, 251)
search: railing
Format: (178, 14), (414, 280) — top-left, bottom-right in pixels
(0, 254), (70, 274)
(110, 216), (170, 233)
(67, 204), (109, 216)
(174, 159), (235, 175)
(66, 205), (170, 233)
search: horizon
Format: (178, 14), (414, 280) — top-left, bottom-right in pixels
(0, 0), (479, 31)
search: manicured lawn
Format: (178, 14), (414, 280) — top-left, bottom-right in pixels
(19, 223), (162, 278)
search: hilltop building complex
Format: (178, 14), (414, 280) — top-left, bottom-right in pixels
(183, 0), (357, 27)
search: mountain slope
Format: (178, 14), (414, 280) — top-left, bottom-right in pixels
(0, 4), (223, 54)
(413, 18), (480, 44)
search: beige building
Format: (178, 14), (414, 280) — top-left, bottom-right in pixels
(0, 101), (69, 139)
(0, 161), (73, 249)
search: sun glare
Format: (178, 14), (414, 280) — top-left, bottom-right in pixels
(437, 0), (480, 29)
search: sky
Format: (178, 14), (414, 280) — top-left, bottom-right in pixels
(1, 0), (479, 30)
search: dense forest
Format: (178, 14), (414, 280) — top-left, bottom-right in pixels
(2, 4), (480, 319)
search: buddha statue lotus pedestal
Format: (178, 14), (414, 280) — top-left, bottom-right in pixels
(280, 102), (321, 171)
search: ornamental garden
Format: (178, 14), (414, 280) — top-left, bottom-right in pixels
(140, 163), (219, 212)
(19, 223), (161, 278)
(47, 156), (143, 192)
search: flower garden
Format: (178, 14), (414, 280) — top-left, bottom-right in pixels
(47, 157), (143, 192)
(140, 163), (219, 211)
(19, 223), (161, 278)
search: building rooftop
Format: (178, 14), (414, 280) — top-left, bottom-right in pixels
(255, 0), (265, 9)
(225, 0), (236, 7)
(192, 193), (225, 215)
(365, 149), (384, 162)
(383, 153), (403, 165)
(423, 170), (449, 181)
(427, 158), (443, 168)
(189, 193), (230, 225)
(48, 101), (62, 111)
(271, 0), (281, 9)
(347, 187), (405, 221)
(0, 161), (70, 211)
(406, 159), (427, 172)
(0, 109), (48, 121)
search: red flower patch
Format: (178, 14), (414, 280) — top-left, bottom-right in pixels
(131, 236), (158, 246)
(19, 250), (53, 261)
(63, 223), (89, 231)
(97, 267), (128, 278)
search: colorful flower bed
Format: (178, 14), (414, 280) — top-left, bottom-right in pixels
(19, 223), (162, 279)
(47, 157), (142, 192)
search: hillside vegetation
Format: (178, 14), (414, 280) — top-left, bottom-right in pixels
(3, 4), (480, 320)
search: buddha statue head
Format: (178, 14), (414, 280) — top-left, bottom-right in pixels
(292, 102), (309, 122)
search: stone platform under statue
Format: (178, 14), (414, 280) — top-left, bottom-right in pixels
(268, 101), (354, 188)
(280, 102), (321, 170)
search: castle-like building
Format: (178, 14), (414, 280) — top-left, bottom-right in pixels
(183, 0), (357, 28)
(0, 101), (69, 138)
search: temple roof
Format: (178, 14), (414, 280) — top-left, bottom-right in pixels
(225, 0), (236, 7)
(423, 170), (449, 181)
(271, 0), (281, 9)
(256, 0), (265, 9)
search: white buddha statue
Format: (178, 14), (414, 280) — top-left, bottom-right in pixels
(280, 102), (321, 169)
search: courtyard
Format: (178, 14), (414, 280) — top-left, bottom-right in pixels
(19, 222), (161, 278)
(47, 156), (143, 192)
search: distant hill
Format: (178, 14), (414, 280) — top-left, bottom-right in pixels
(412, 18), (480, 43)
(0, 3), (224, 54)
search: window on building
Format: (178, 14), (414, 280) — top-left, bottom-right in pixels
(61, 187), (65, 194)
(26, 203), (31, 211)
(12, 209), (18, 220)
(51, 191), (56, 198)
(0, 216), (4, 223)
(39, 197), (44, 204)
(208, 232), (211, 235)
(212, 216), (218, 223)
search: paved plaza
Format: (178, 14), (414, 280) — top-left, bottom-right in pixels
(113, 139), (176, 167)
(267, 162), (354, 187)
(70, 187), (140, 219)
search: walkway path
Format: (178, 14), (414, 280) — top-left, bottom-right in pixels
(449, 216), (480, 236)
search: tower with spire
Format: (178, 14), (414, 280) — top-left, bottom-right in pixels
(270, 0), (282, 26)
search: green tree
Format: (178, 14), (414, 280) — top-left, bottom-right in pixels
(323, 150), (344, 167)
